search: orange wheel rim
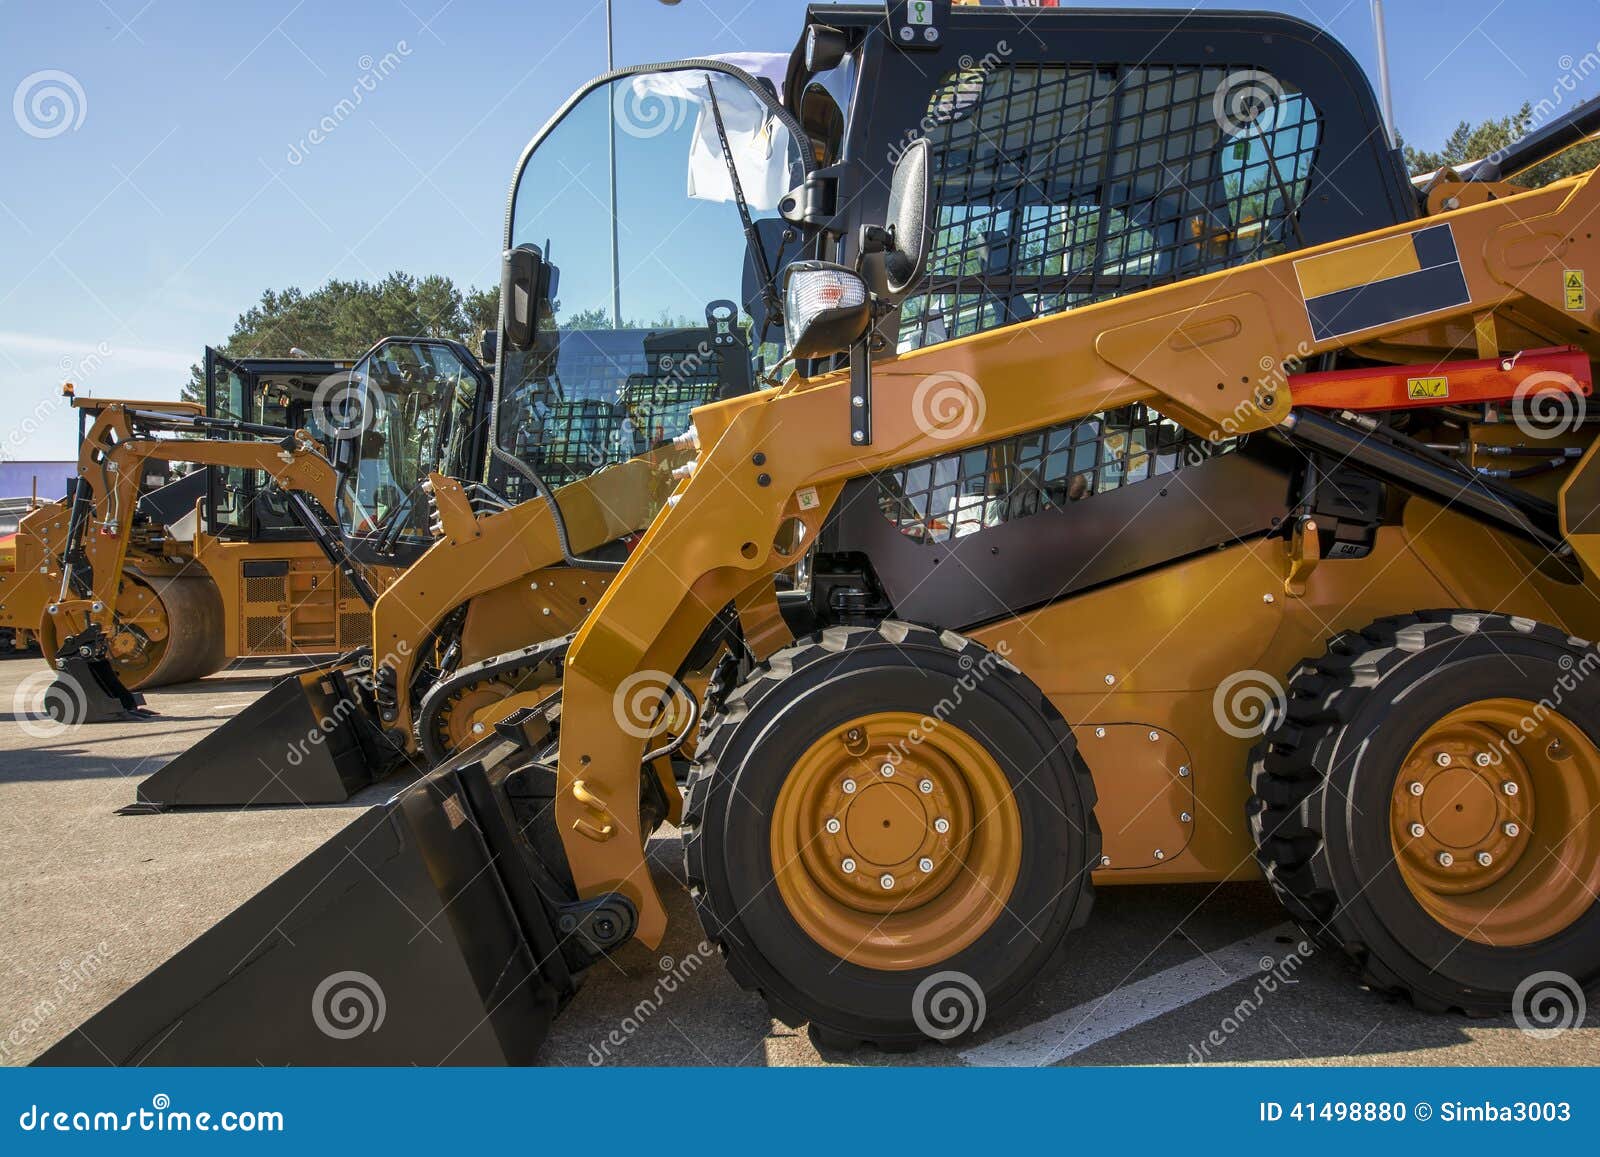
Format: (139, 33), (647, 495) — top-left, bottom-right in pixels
(770, 711), (1022, 971)
(1391, 697), (1600, 946)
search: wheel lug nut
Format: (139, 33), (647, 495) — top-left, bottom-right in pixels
(1409, 823), (1426, 838)
(918, 857), (934, 872)
(933, 817), (950, 834)
(918, 779), (933, 794)
(1502, 781), (1518, 796)
(1408, 781), (1425, 796)
(825, 818), (841, 834)
(1437, 851), (1454, 867)
(842, 778), (857, 794)
(841, 858), (857, 874)
(879, 873), (895, 890)
(1475, 752), (1492, 767)
(1435, 752), (1451, 767)
(1504, 822), (1520, 837)
(1476, 851), (1494, 867)
(880, 763), (895, 778)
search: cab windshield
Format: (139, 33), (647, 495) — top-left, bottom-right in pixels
(335, 339), (486, 541)
(494, 65), (807, 498)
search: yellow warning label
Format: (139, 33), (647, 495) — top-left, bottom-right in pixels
(1407, 376), (1450, 400)
(1565, 269), (1586, 311)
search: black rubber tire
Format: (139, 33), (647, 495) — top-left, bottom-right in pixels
(1248, 610), (1600, 1014)
(683, 621), (1100, 1048)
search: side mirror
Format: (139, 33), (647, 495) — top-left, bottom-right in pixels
(783, 261), (872, 361)
(881, 136), (934, 300)
(502, 244), (545, 352)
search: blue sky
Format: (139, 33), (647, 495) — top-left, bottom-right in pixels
(3, 0), (1598, 460)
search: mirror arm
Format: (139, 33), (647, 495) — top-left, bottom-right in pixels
(849, 337), (872, 447)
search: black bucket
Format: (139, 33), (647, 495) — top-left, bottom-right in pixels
(125, 664), (401, 811)
(40, 748), (577, 1065)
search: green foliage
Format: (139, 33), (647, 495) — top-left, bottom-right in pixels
(184, 273), (499, 403)
(1402, 100), (1600, 185)
(554, 305), (702, 331)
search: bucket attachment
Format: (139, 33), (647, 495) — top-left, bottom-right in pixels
(125, 663), (401, 811)
(40, 744), (586, 1065)
(51, 652), (146, 724)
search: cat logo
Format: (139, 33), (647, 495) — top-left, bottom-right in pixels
(1406, 375), (1450, 400)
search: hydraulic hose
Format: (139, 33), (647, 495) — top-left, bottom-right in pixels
(491, 446), (622, 572)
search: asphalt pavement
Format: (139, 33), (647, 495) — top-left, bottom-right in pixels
(0, 655), (1593, 1068)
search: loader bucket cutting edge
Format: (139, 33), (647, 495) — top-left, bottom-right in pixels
(126, 664), (400, 811)
(40, 747), (576, 1066)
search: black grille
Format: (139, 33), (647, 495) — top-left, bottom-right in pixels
(898, 63), (1322, 351)
(878, 404), (1222, 545)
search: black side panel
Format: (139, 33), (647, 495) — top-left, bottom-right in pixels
(136, 469), (208, 527)
(829, 450), (1292, 629)
(40, 755), (567, 1066)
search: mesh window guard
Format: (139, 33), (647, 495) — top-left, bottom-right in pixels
(898, 63), (1322, 351)
(496, 331), (726, 489)
(878, 404), (1225, 544)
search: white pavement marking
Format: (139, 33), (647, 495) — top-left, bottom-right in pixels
(960, 922), (1301, 1067)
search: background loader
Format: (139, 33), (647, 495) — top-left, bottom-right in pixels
(40, 1), (1600, 1064)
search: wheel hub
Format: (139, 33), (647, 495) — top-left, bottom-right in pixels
(815, 757), (963, 912)
(770, 712), (1022, 970)
(1392, 729), (1532, 895)
(1390, 698), (1600, 945)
